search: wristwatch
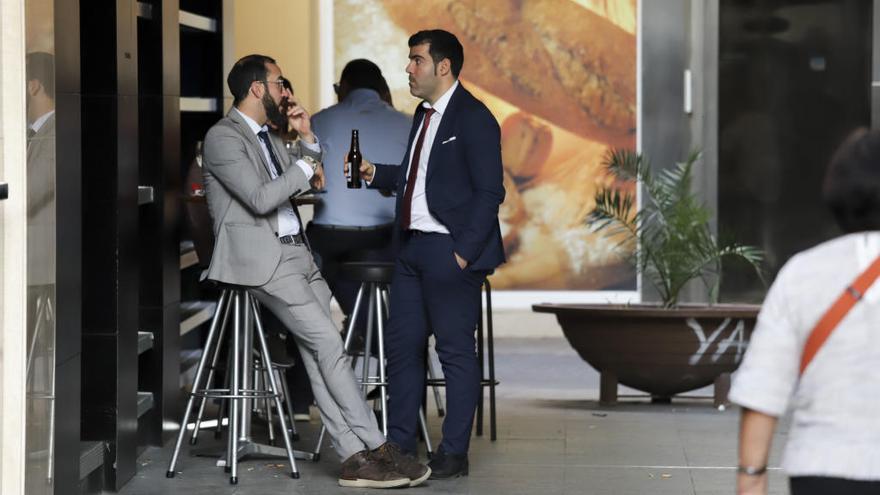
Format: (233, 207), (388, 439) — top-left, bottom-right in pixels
(299, 155), (319, 174)
(736, 465), (767, 476)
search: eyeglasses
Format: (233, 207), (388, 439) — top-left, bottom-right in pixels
(259, 79), (286, 89)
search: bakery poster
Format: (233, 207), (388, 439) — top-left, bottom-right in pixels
(334, 0), (638, 293)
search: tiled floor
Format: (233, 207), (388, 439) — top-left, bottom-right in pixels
(118, 338), (790, 494)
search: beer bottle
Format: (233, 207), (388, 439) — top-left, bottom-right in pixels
(347, 129), (363, 189)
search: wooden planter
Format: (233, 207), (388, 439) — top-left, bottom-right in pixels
(532, 304), (760, 406)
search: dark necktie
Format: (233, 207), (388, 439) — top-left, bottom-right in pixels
(256, 130), (310, 249)
(400, 108), (435, 230)
(257, 130), (285, 176)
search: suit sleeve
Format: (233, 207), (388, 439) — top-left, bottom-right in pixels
(454, 108), (506, 263)
(288, 137), (323, 163)
(368, 163), (401, 190)
(204, 126), (311, 215)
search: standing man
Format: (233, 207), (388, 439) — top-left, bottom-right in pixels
(354, 30), (506, 478)
(201, 54), (428, 488)
(310, 59), (411, 340)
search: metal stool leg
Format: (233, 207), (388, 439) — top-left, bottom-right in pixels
(418, 407), (433, 457)
(277, 369), (300, 440)
(485, 280), (497, 441)
(342, 284), (365, 352)
(191, 299), (232, 444)
(426, 350), (445, 417)
(312, 425), (326, 462)
(252, 300), (300, 479)
(476, 298), (485, 437)
(167, 289), (230, 478)
(361, 284), (376, 397)
(375, 285), (388, 435)
(229, 291), (242, 484)
(43, 294), (56, 485)
(214, 347), (232, 439)
(261, 363), (276, 446)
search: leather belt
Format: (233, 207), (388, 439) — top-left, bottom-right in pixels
(279, 233), (307, 245)
(311, 223), (394, 232)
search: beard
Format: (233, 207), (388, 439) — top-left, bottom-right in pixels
(262, 92), (287, 130)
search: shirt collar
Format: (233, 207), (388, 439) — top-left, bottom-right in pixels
(234, 107), (269, 135)
(345, 88), (382, 105)
(31, 110), (55, 133)
(421, 80), (459, 117)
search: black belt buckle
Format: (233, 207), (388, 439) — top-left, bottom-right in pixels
(279, 233), (305, 245)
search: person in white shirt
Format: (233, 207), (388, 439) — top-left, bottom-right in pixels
(731, 128), (880, 495)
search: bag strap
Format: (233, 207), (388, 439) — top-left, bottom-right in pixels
(799, 254), (880, 375)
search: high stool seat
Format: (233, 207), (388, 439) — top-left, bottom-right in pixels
(338, 261), (394, 284)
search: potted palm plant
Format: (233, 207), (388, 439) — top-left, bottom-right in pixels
(533, 149), (765, 405)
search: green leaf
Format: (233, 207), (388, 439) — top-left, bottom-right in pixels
(588, 148), (764, 306)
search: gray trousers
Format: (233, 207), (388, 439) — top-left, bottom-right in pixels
(250, 243), (386, 460)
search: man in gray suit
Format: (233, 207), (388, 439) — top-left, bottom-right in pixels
(202, 54), (429, 489)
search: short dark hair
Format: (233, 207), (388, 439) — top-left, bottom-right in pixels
(823, 128), (880, 233)
(340, 59), (390, 96)
(408, 30), (464, 78)
(227, 54), (276, 106)
(26, 52), (55, 99)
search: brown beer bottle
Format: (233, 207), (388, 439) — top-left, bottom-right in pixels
(347, 129), (363, 189)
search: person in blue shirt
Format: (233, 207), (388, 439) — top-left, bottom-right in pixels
(309, 59), (411, 336)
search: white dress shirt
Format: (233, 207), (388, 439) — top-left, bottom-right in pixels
(234, 108), (317, 236)
(31, 110), (55, 133)
(730, 231), (880, 480)
(403, 80), (460, 234)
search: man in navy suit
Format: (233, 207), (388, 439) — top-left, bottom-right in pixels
(352, 29), (506, 479)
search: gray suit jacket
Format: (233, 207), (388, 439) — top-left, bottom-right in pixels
(202, 109), (321, 286)
(27, 112), (56, 286)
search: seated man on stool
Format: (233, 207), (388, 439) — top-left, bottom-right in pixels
(202, 53), (429, 489)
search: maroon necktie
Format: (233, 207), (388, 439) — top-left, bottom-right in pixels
(400, 108), (435, 230)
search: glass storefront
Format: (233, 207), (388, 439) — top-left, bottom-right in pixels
(719, 0), (872, 301)
(25, 0), (57, 491)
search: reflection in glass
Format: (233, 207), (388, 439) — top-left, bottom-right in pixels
(25, 38), (56, 495)
(718, 0), (871, 301)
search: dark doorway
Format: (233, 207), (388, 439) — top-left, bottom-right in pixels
(718, 0), (872, 301)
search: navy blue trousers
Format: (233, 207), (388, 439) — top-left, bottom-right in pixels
(386, 232), (484, 455)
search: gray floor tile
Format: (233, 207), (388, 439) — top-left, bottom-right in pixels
(118, 338), (792, 495)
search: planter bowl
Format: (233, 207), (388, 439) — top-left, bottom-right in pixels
(533, 303), (759, 402)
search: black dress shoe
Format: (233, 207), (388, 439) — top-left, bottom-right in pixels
(427, 448), (468, 479)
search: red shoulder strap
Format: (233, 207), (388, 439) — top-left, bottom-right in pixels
(799, 254), (880, 375)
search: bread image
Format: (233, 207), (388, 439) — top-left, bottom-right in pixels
(491, 148), (634, 290)
(354, 0), (638, 290)
(501, 112), (552, 181)
(381, 0), (636, 149)
(499, 168), (527, 253)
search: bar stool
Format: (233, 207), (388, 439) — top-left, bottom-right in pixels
(26, 284), (56, 485)
(166, 286), (302, 485)
(187, 312), (300, 447)
(311, 261), (434, 458)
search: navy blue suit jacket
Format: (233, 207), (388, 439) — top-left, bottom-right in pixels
(370, 83), (506, 272)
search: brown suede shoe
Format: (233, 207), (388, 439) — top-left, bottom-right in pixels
(371, 442), (431, 487)
(339, 451), (410, 489)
